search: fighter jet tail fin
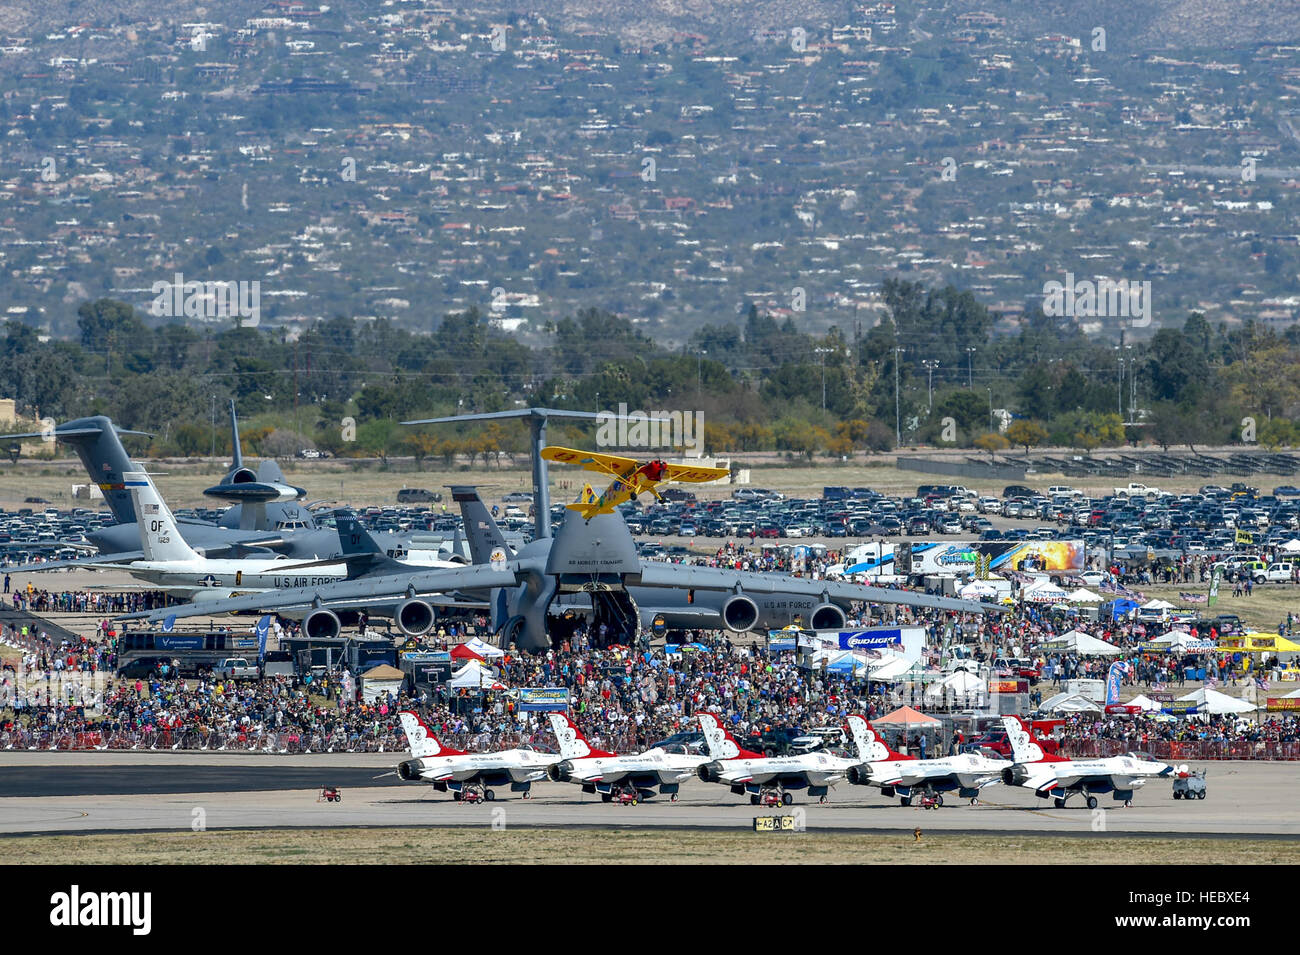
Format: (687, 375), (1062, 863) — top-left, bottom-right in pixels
(547, 712), (615, 759)
(398, 711), (466, 758)
(696, 712), (763, 760)
(1001, 716), (1050, 764)
(847, 716), (910, 761)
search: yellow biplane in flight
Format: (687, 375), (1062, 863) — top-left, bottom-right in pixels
(540, 446), (729, 520)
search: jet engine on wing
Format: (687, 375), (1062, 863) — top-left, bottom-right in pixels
(809, 601), (847, 630)
(720, 594), (760, 632)
(394, 598), (436, 637)
(303, 608), (342, 639)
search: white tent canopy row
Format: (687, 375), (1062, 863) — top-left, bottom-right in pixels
(1127, 694), (1163, 713)
(448, 660), (509, 690)
(462, 636), (505, 659)
(922, 669), (987, 704)
(1050, 629), (1124, 656)
(1176, 687), (1258, 714)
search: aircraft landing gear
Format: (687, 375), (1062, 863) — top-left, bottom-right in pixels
(1053, 797), (1066, 808)
(969, 797), (979, 806)
(522, 790), (532, 800)
(1123, 799), (1133, 808)
(1085, 795), (1099, 810)
(670, 793), (679, 803)
(900, 796), (912, 807)
(601, 793), (613, 803)
(781, 792), (794, 807)
(818, 795), (827, 804)
(484, 789), (495, 802)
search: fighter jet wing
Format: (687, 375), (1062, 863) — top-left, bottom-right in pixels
(115, 565), (520, 623)
(631, 562), (1001, 614)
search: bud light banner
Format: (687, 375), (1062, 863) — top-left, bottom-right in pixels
(835, 629), (904, 650)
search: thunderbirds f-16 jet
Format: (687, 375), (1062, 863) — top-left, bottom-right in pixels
(843, 715), (1008, 806)
(695, 712), (851, 804)
(544, 712), (704, 801)
(539, 445), (729, 519)
(396, 711), (552, 801)
(1000, 716), (1172, 808)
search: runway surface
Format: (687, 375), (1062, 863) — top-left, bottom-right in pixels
(1, 753), (1297, 838)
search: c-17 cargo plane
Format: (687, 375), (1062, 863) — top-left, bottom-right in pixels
(118, 479), (1000, 651)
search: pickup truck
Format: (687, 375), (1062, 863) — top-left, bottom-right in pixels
(214, 657), (259, 680)
(1255, 562), (1298, 584)
(1114, 483), (1159, 499)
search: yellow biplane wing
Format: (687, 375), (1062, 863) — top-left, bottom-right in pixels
(662, 463), (730, 484)
(540, 446), (639, 477)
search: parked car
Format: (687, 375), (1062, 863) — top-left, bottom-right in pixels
(396, 488), (439, 503)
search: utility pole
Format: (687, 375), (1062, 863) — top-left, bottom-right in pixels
(1118, 348), (1128, 415)
(922, 359), (939, 415)
(210, 394), (216, 459)
(894, 346), (906, 446)
(1130, 357), (1137, 423)
(965, 346), (976, 389)
(815, 346), (833, 416)
(697, 348), (706, 402)
(987, 385), (993, 432)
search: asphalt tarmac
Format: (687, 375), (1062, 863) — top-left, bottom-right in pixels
(1, 752), (1296, 838)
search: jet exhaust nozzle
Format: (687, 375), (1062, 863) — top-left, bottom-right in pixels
(847, 764), (872, 786)
(397, 760), (423, 782)
(697, 761), (723, 783)
(1002, 764), (1029, 787)
(547, 761), (573, 783)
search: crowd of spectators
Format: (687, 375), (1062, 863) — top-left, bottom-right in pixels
(1, 580), (1297, 757)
